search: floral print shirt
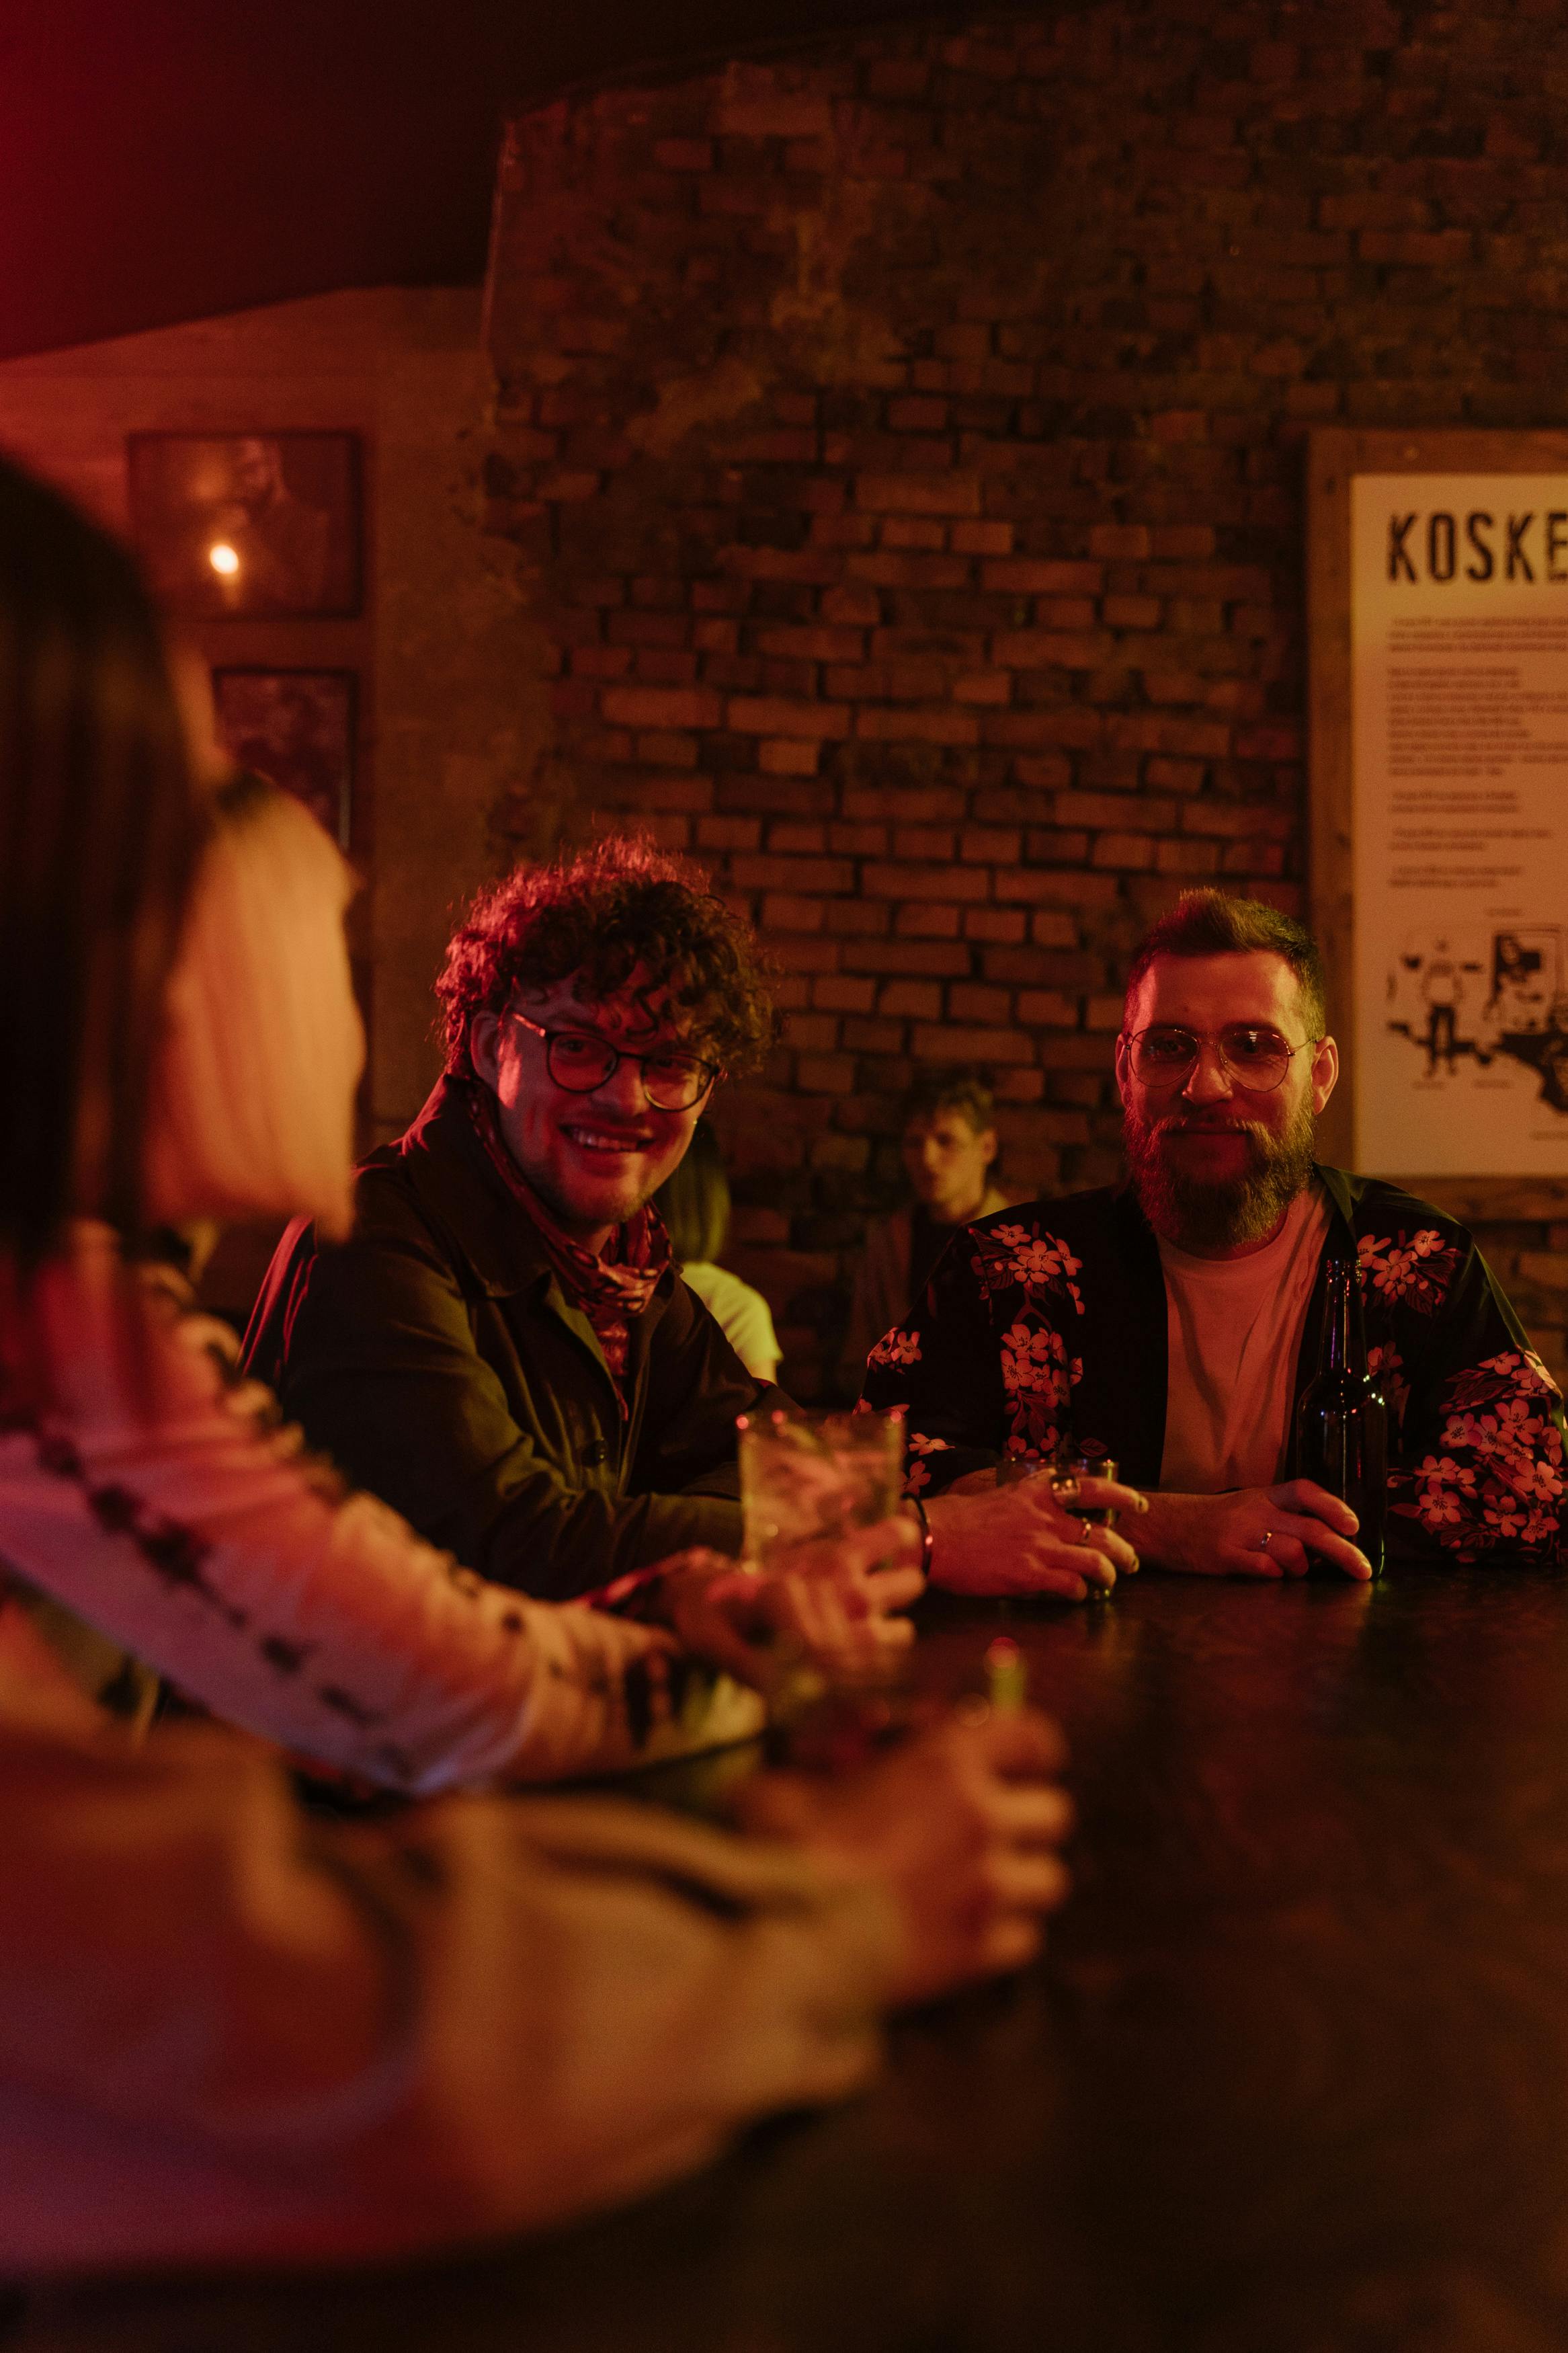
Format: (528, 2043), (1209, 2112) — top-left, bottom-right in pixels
(861, 1168), (1566, 1568)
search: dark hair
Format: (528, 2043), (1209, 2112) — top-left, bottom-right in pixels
(0, 456), (204, 1265)
(436, 836), (780, 1079)
(1122, 890), (1327, 1035)
(653, 1119), (729, 1264)
(900, 1068), (997, 1135)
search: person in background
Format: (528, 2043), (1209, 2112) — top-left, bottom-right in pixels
(837, 1071), (1013, 1401)
(655, 1119), (781, 1382)
(0, 452), (1073, 2275)
(866, 891), (1566, 1581)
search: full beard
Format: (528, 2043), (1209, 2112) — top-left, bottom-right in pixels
(1124, 1095), (1318, 1251)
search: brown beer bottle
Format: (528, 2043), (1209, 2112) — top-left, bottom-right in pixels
(1296, 1253), (1388, 1577)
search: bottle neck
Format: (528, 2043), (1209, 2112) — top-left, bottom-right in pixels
(1321, 1257), (1366, 1379)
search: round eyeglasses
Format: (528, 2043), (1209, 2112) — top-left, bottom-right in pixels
(507, 1010), (722, 1111)
(1124, 1023), (1321, 1094)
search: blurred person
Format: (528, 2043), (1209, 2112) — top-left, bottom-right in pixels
(866, 892), (1566, 1580)
(8, 766), (913, 1788)
(0, 452), (1073, 2274)
(655, 1119), (781, 1382)
(836, 1070), (1012, 1401)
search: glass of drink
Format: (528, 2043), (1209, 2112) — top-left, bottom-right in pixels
(1051, 1444), (1120, 1530)
(737, 1405), (906, 1570)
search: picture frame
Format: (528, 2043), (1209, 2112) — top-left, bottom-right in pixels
(1308, 425), (1568, 1217)
(212, 668), (356, 850)
(128, 430), (361, 619)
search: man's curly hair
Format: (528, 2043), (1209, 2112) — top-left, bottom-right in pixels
(437, 836), (781, 1078)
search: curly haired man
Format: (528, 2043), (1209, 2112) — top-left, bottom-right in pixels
(245, 839), (794, 1600)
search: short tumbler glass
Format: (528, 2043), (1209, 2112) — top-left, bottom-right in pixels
(737, 1406), (906, 1570)
(1052, 1444), (1120, 1530)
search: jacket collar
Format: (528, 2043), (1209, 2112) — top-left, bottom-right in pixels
(390, 1076), (563, 1300)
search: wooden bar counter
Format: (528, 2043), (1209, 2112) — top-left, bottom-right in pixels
(16, 1562), (1568, 2353)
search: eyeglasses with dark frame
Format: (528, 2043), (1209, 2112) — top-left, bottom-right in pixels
(507, 1010), (723, 1111)
(1124, 1023), (1323, 1094)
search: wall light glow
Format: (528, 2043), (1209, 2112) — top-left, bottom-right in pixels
(208, 541), (241, 577)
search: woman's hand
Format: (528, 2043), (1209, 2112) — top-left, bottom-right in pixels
(740, 1707), (1073, 2006)
(657, 1517), (924, 1689)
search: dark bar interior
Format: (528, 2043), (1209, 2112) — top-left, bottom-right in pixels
(1, 3), (1567, 2346)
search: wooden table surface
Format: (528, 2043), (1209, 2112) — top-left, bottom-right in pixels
(16, 1562), (1568, 2353)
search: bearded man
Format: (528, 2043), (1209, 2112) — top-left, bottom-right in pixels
(864, 891), (1565, 1578)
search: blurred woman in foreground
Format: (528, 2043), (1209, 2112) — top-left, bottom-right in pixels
(0, 456), (1070, 2274)
(3, 672), (913, 1790)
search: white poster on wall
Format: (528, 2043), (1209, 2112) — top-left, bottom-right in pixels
(1352, 474), (1568, 1176)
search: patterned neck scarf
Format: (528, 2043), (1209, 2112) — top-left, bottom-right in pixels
(464, 1083), (671, 1407)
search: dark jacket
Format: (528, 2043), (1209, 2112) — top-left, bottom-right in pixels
(244, 1079), (785, 1600)
(862, 1168), (1567, 1566)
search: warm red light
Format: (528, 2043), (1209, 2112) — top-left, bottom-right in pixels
(208, 541), (240, 577)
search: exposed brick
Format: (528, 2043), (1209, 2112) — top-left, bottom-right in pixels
(796, 1053), (858, 1093)
(993, 631), (1111, 670)
(758, 738), (822, 775)
(982, 559), (1104, 593)
(954, 670), (1012, 704)
(856, 474), (984, 516)
(1091, 833), (1157, 870)
(653, 137), (714, 170)
(893, 825), (956, 861)
(911, 1023), (1035, 1064)
(864, 862), (990, 902)
(1016, 990), (1081, 1027)
(950, 984), (1012, 1023)
(754, 624), (866, 661)
(731, 854), (856, 891)
(878, 980), (943, 1018)
(965, 908), (1028, 944)
(950, 520), (1014, 555)
(1087, 524), (1151, 559)
(854, 706), (981, 746)
(845, 939), (971, 977)
(728, 697), (853, 739)
(813, 975), (876, 1014)
(880, 516), (948, 551)
(602, 686), (722, 730)
(705, 814), (766, 852)
(759, 895), (827, 932)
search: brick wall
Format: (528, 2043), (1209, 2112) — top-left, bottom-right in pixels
(482, 3), (1568, 1396)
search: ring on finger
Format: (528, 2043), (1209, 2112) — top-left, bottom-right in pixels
(1255, 1529), (1274, 1551)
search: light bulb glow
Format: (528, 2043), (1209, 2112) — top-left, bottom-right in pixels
(208, 541), (240, 577)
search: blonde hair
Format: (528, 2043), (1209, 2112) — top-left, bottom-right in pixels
(144, 779), (362, 1238)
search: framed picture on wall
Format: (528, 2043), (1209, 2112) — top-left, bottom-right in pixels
(212, 668), (356, 850)
(128, 431), (361, 619)
(1309, 426), (1568, 1212)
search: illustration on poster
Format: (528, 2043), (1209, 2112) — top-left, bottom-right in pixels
(1388, 928), (1568, 1113)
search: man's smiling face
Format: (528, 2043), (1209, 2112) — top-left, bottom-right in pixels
(469, 968), (710, 1250)
(1114, 949), (1338, 1253)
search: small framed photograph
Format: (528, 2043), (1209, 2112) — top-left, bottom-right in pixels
(128, 432), (360, 619)
(212, 668), (356, 849)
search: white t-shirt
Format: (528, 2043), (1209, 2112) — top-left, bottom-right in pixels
(1157, 1183), (1331, 1494)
